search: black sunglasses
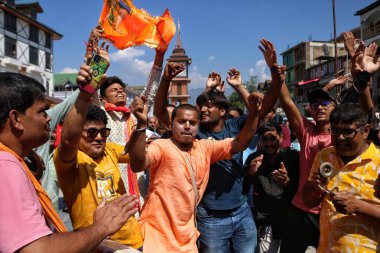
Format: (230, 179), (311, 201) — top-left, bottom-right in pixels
(83, 128), (111, 138)
(330, 126), (364, 139)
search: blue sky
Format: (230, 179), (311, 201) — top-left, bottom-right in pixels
(37, 0), (374, 89)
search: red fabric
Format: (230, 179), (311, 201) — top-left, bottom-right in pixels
(298, 78), (320, 86)
(54, 123), (62, 149)
(281, 125), (291, 148)
(104, 102), (131, 115)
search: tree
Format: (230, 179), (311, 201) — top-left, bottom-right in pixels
(228, 75), (258, 109)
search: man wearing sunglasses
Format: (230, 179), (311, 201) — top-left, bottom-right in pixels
(302, 103), (380, 252)
(278, 82), (336, 252)
(244, 122), (299, 253)
(54, 64), (144, 250)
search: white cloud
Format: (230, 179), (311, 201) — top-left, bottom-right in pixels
(60, 67), (78, 73)
(249, 60), (270, 81)
(108, 48), (153, 85)
(189, 65), (208, 89)
(109, 47), (146, 61)
(208, 56), (215, 61)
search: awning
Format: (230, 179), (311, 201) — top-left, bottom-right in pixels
(298, 78), (320, 86)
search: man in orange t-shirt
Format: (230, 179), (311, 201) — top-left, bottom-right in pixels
(128, 92), (262, 252)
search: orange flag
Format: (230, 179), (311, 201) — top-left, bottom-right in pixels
(99, 0), (176, 51)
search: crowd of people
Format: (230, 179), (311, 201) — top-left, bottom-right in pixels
(0, 26), (380, 253)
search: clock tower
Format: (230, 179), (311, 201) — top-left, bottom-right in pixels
(167, 22), (192, 105)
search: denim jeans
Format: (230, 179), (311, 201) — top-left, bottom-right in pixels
(197, 202), (257, 253)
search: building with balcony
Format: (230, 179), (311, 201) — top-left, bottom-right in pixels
(0, 0), (62, 96)
(356, 1), (380, 110)
(281, 40), (347, 110)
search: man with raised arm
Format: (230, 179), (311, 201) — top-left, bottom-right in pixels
(100, 46), (167, 210)
(195, 38), (287, 253)
(128, 89), (263, 252)
(0, 73), (138, 253)
(54, 44), (143, 249)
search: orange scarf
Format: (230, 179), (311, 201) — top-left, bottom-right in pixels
(0, 143), (67, 232)
(99, 0), (176, 50)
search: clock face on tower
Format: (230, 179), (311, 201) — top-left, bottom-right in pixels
(177, 61), (187, 77)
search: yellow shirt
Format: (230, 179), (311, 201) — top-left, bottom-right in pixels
(54, 142), (143, 249)
(309, 143), (380, 253)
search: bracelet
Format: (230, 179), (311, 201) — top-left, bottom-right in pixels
(132, 124), (147, 132)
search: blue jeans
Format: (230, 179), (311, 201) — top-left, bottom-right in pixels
(197, 202), (257, 253)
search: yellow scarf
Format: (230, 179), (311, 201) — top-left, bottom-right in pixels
(0, 142), (67, 232)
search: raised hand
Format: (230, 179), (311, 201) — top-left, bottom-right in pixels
(351, 41), (366, 80)
(86, 25), (104, 62)
(205, 71), (223, 92)
(259, 38), (277, 69)
(163, 62), (185, 81)
(93, 194), (138, 236)
(331, 191), (359, 214)
(248, 92), (263, 113)
(248, 154), (264, 176)
(95, 41), (110, 66)
(226, 68), (242, 88)
(129, 96), (148, 126)
(342, 32), (356, 58)
(323, 75), (350, 92)
(362, 42), (380, 74)
(76, 65), (93, 88)
(272, 162), (290, 187)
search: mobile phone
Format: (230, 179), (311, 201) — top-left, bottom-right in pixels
(80, 54), (109, 94)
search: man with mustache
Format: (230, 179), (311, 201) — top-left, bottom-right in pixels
(54, 54), (144, 249)
(0, 73), (138, 253)
(128, 68), (264, 251)
(303, 103), (380, 252)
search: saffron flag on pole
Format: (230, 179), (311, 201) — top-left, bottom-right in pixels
(99, 0), (176, 51)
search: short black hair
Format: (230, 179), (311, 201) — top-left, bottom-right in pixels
(100, 76), (126, 98)
(228, 106), (244, 117)
(86, 105), (108, 125)
(258, 122), (282, 136)
(196, 90), (229, 110)
(330, 103), (367, 128)
(0, 72), (45, 129)
(171, 104), (199, 122)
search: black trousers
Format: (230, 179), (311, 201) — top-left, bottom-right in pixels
(279, 205), (320, 253)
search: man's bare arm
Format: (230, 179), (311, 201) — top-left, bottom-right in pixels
(153, 62), (185, 128)
(231, 92), (262, 154)
(128, 97), (151, 172)
(20, 194), (138, 253)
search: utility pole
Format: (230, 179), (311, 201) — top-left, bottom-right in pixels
(332, 0), (340, 98)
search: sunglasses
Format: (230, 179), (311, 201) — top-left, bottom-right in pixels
(83, 128), (111, 138)
(310, 101), (332, 110)
(330, 126), (364, 139)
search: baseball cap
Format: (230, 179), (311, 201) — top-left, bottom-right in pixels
(307, 89), (337, 104)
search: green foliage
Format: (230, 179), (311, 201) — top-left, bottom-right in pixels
(228, 75), (258, 110)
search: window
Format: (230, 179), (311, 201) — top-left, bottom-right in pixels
(311, 69), (315, 79)
(322, 65), (327, 75)
(4, 12), (16, 33)
(45, 52), (51, 70)
(29, 46), (38, 65)
(45, 33), (51, 49)
(329, 62), (334, 73)
(29, 25), (39, 43)
(5, 36), (16, 58)
(176, 83), (182, 95)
